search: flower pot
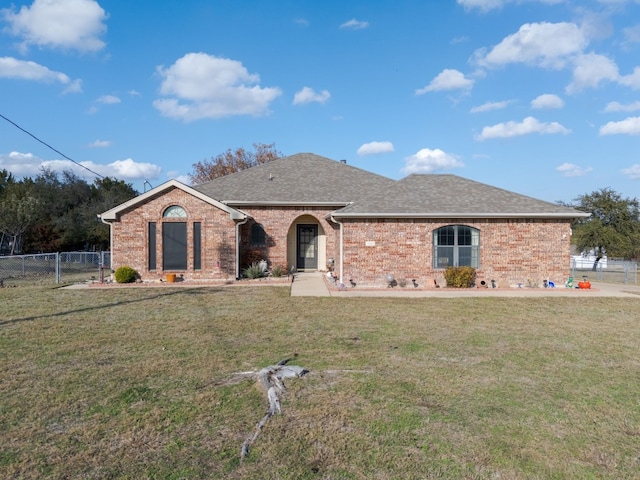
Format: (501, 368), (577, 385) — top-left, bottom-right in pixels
(166, 273), (176, 283)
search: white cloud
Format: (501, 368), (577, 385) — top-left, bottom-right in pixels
(416, 69), (474, 94)
(622, 24), (640, 48)
(88, 139), (112, 148)
(470, 100), (512, 113)
(293, 87), (331, 105)
(599, 116), (640, 135)
(0, 151), (161, 181)
(153, 53), (282, 122)
(62, 78), (82, 94)
(0, 151), (42, 177)
(103, 158), (162, 180)
(475, 116), (571, 140)
(566, 52), (619, 94)
(456, 0), (504, 11)
(96, 95), (121, 104)
(340, 18), (369, 30)
(1, 0), (107, 53)
(0, 56), (77, 87)
(43, 158), (161, 180)
(622, 164), (640, 179)
(402, 148), (464, 174)
(171, 174), (192, 185)
(474, 22), (587, 70)
(604, 101), (640, 112)
(556, 162), (592, 177)
(531, 94), (564, 109)
(357, 141), (394, 156)
(457, 0), (565, 13)
(618, 66), (640, 89)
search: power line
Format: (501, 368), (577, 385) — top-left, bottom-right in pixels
(0, 112), (104, 179)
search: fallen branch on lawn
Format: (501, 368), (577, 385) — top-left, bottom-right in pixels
(240, 357), (309, 460)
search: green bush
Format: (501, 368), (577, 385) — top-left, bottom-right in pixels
(270, 265), (286, 278)
(243, 262), (264, 279)
(114, 266), (138, 283)
(444, 266), (476, 288)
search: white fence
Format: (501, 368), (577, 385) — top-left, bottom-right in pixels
(0, 252), (111, 285)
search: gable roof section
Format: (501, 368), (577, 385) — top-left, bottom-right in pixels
(100, 155), (588, 222)
(99, 179), (246, 222)
(192, 152), (396, 206)
(333, 174), (589, 219)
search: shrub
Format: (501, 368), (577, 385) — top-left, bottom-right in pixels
(114, 266), (138, 283)
(270, 265), (286, 277)
(241, 249), (265, 269)
(444, 266), (476, 288)
(243, 262), (264, 279)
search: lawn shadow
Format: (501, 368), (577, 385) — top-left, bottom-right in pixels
(0, 287), (221, 327)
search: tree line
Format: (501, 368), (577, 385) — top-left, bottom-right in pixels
(0, 169), (137, 255)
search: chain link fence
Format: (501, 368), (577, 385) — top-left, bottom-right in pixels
(571, 258), (637, 285)
(0, 252), (111, 286)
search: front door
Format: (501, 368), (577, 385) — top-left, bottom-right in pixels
(297, 224), (318, 270)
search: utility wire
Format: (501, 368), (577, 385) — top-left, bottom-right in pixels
(1, 112), (104, 179)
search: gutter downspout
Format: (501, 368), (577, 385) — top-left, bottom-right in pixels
(98, 214), (113, 277)
(330, 215), (344, 284)
(235, 217), (249, 279)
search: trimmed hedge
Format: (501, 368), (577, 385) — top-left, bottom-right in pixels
(444, 266), (476, 288)
(114, 266), (138, 283)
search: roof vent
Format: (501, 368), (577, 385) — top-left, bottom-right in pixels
(340, 159), (347, 164)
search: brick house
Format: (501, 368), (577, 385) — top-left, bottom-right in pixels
(99, 153), (588, 288)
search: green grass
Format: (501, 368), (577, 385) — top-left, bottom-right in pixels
(1, 285), (640, 479)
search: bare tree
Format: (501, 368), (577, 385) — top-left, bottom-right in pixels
(189, 143), (282, 184)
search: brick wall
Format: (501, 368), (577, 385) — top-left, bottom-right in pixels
(110, 187), (237, 281)
(340, 217), (573, 288)
(238, 206), (339, 270)
(109, 188), (573, 287)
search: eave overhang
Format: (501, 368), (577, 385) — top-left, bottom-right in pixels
(222, 201), (350, 208)
(330, 211), (591, 219)
(98, 179), (247, 223)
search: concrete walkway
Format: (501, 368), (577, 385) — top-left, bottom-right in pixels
(290, 272), (331, 297)
(290, 272), (640, 298)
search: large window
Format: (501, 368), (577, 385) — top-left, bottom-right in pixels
(433, 225), (479, 269)
(163, 222), (187, 270)
(161, 205), (188, 270)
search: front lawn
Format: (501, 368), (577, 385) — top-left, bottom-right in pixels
(1, 285), (639, 479)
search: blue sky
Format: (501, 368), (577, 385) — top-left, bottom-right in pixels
(1, 0), (640, 204)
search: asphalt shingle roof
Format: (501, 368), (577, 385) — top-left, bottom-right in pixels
(336, 174), (584, 217)
(192, 153), (396, 205)
(192, 153), (586, 218)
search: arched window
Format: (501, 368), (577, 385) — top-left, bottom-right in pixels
(251, 223), (266, 246)
(433, 225), (479, 269)
(163, 205), (187, 218)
